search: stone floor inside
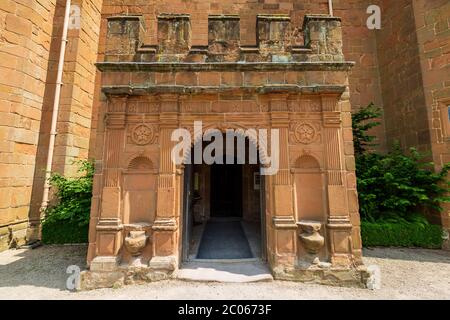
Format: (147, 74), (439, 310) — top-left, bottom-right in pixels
(179, 218), (271, 282)
(188, 218), (262, 261)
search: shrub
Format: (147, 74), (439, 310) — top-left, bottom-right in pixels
(352, 102), (382, 156)
(356, 144), (449, 222)
(352, 104), (449, 223)
(352, 104), (448, 248)
(41, 160), (94, 244)
(361, 215), (443, 248)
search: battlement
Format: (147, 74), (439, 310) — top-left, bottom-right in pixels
(104, 14), (343, 64)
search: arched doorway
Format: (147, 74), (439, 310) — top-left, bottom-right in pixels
(181, 133), (266, 262)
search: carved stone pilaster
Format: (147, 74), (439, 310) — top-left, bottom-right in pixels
(150, 108), (179, 269)
(270, 110), (290, 185)
(321, 95), (345, 188)
(327, 216), (354, 266)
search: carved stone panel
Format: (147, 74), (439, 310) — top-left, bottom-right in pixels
(130, 124), (158, 145)
(290, 122), (321, 145)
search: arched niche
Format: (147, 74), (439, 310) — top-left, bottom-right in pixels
(292, 155), (325, 221)
(122, 155), (157, 225)
(128, 156), (154, 171)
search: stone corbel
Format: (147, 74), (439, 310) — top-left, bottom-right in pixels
(297, 220), (325, 255)
(123, 223), (152, 266)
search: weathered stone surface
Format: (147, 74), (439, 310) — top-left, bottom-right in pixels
(272, 264), (371, 289)
(79, 270), (125, 291)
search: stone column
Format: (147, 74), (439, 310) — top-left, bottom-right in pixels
(269, 95), (297, 269)
(90, 96), (126, 271)
(322, 94), (353, 266)
(148, 96), (179, 273)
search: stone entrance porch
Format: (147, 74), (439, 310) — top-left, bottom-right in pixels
(81, 14), (370, 290)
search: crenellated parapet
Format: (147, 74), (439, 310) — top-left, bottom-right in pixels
(104, 14), (344, 63)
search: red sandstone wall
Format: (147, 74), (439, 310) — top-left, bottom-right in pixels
(0, 0), (103, 251)
(334, 0), (386, 151)
(29, 0), (103, 238)
(377, 0), (450, 230)
(412, 0), (450, 230)
(376, 0), (430, 152)
(412, 0), (450, 169)
(0, 0), (57, 250)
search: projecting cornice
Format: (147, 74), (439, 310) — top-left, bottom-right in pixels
(96, 62), (355, 73)
(101, 84), (347, 96)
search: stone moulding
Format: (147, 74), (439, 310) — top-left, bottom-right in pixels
(107, 15), (141, 22)
(101, 84), (347, 96)
(257, 14), (291, 21)
(96, 61), (355, 72)
(302, 15), (342, 30)
(209, 14), (240, 20)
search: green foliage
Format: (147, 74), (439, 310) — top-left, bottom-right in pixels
(352, 103), (449, 248)
(361, 214), (443, 248)
(352, 103), (449, 222)
(41, 160), (94, 244)
(356, 144), (450, 222)
(352, 103), (382, 156)
(41, 219), (89, 244)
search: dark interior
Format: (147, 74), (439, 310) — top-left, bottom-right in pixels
(210, 161), (243, 217)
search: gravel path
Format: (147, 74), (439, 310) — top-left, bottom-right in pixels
(0, 245), (449, 299)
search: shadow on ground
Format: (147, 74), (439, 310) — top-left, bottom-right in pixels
(363, 247), (450, 264)
(0, 245), (87, 290)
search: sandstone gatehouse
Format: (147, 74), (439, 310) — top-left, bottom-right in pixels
(0, 0), (448, 289)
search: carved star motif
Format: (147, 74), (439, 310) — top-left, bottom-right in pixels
(131, 124), (154, 145)
(295, 123), (316, 144)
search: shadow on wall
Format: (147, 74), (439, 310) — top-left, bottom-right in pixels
(0, 245), (87, 290)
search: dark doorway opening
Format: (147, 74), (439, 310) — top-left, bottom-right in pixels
(181, 134), (266, 262)
(210, 161), (243, 218)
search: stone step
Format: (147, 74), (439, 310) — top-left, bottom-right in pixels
(177, 261), (273, 283)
